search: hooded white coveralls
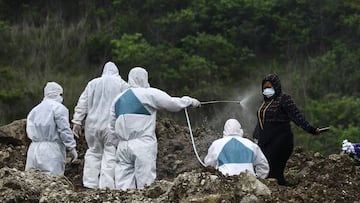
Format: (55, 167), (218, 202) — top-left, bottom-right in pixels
(72, 62), (129, 189)
(110, 67), (195, 190)
(204, 119), (269, 178)
(25, 82), (76, 175)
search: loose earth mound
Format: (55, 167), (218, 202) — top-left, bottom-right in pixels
(0, 118), (359, 202)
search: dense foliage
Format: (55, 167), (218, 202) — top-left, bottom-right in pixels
(0, 0), (359, 154)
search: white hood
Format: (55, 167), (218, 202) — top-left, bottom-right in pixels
(44, 82), (63, 100)
(102, 61), (120, 77)
(128, 67), (150, 88)
(223, 119), (244, 137)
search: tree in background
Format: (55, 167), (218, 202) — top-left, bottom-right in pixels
(0, 0), (359, 155)
(295, 95), (360, 155)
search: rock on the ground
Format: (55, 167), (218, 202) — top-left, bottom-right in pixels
(0, 119), (29, 145)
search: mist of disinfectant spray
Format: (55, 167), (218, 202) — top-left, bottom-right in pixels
(197, 85), (262, 137)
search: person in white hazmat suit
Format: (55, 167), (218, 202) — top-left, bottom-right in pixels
(204, 119), (269, 178)
(109, 67), (201, 190)
(72, 61), (129, 189)
(25, 82), (78, 175)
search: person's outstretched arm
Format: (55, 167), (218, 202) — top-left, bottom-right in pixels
(281, 94), (317, 134)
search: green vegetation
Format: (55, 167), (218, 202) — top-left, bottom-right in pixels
(0, 0), (359, 155)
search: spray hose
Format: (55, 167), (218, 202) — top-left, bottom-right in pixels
(184, 107), (206, 167)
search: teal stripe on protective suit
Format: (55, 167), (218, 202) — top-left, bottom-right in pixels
(115, 89), (151, 117)
(218, 138), (253, 167)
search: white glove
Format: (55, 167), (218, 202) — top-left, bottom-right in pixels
(190, 98), (201, 108)
(342, 140), (354, 154)
(105, 131), (119, 148)
(68, 148), (78, 163)
(72, 124), (82, 139)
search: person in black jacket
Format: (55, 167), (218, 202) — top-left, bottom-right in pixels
(253, 74), (320, 185)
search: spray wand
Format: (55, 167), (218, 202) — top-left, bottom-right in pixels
(200, 100), (242, 105)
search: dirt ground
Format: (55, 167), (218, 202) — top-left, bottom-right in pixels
(1, 117), (360, 202)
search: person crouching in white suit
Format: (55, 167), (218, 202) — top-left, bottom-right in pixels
(204, 119), (269, 178)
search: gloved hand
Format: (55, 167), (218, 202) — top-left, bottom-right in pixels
(68, 148), (78, 163)
(342, 139), (355, 154)
(105, 131), (119, 148)
(72, 124), (82, 139)
(190, 98), (201, 108)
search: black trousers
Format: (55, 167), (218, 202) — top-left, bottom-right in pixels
(259, 123), (294, 185)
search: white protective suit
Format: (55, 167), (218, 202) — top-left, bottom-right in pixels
(72, 61), (129, 189)
(110, 67), (199, 190)
(25, 82), (76, 175)
(204, 119), (269, 178)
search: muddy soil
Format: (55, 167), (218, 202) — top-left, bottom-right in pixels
(1, 117), (359, 202)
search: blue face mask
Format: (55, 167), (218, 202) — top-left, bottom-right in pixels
(263, 87), (275, 98)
